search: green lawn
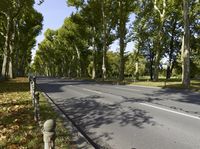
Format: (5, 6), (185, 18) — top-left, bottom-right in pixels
(127, 79), (200, 91)
(100, 77), (200, 91)
(0, 78), (73, 149)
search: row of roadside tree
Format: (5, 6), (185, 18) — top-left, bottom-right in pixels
(25, 0), (200, 88)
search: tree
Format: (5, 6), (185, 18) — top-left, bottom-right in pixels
(0, 0), (42, 79)
(31, 0), (200, 82)
(181, 0), (190, 88)
(133, 0), (156, 80)
(163, 1), (182, 79)
(117, 0), (135, 81)
(153, 0), (166, 81)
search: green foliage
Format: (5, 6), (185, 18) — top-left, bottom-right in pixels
(0, 0), (43, 78)
(125, 51), (146, 79)
(32, 0), (200, 82)
(32, 14), (91, 77)
(107, 51), (119, 78)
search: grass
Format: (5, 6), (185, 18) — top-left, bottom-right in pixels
(0, 77), (73, 149)
(126, 78), (200, 91)
(99, 77), (200, 91)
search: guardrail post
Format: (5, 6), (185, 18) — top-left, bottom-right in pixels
(34, 92), (40, 122)
(43, 119), (56, 149)
(30, 76), (36, 106)
(29, 76), (32, 93)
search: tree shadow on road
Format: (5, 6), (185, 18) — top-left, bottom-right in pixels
(145, 88), (200, 105)
(141, 88), (200, 116)
(55, 95), (156, 147)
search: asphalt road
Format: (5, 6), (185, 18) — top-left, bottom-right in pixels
(37, 78), (200, 149)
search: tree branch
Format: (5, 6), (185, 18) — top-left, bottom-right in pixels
(154, 0), (162, 17)
(154, 0), (166, 20)
(0, 11), (8, 18)
(162, 0), (166, 19)
(0, 31), (5, 38)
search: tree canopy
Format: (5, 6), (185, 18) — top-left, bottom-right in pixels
(0, 0), (43, 79)
(6, 0), (199, 88)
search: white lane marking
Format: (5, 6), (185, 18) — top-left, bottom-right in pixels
(140, 103), (200, 120)
(82, 88), (102, 94)
(115, 86), (141, 92)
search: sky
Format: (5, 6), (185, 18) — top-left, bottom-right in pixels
(33, 0), (134, 60)
(33, 0), (75, 59)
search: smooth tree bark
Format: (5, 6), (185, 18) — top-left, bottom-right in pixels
(8, 19), (16, 79)
(134, 49), (139, 80)
(1, 15), (12, 78)
(149, 46), (154, 81)
(181, 0), (190, 88)
(75, 44), (81, 77)
(92, 27), (96, 79)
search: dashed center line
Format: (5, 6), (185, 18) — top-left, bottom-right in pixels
(140, 103), (200, 120)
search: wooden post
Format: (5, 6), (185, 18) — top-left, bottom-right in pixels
(34, 92), (40, 122)
(43, 119), (56, 149)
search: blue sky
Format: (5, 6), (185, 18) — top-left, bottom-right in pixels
(33, 0), (75, 58)
(33, 0), (134, 59)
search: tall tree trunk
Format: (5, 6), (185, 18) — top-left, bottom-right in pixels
(1, 16), (11, 79)
(2, 49), (8, 78)
(149, 48), (154, 81)
(92, 51), (96, 79)
(75, 45), (81, 77)
(150, 57), (154, 81)
(8, 49), (13, 79)
(135, 61), (139, 80)
(119, 0), (126, 81)
(92, 28), (96, 79)
(181, 0), (190, 88)
(134, 49), (139, 80)
(8, 20), (15, 79)
(101, 0), (107, 81)
(154, 50), (161, 81)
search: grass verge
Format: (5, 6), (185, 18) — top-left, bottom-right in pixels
(98, 77), (200, 91)
(0, 77), (72, 149)
(127, 79), (200, 91)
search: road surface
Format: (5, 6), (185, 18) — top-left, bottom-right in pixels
(37, 78), (200, 149)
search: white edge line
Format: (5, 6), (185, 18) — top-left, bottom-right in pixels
(82, 88), (102, 94)
(140, 103), (200, 120)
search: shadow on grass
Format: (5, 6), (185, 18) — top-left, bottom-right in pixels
(1, 97), (70, 148)
(0, 82), (30, 93)
(1, 77), (71, 148)
(0, 99), (44, 148)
